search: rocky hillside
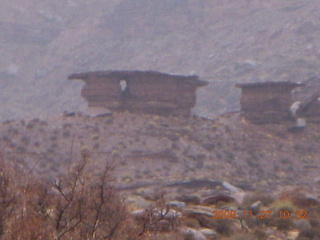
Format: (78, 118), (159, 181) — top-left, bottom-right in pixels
(1, 111), (320, 239)
(1, 112), (319, 193)
(1, 0), (320, 120)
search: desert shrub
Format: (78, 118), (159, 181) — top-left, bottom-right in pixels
(91, 133), (100, 140)
(1, 136), (10, 142)
(195, 159), (204, 169)
(3, 120), (14, 125)
(272, 199), (296, 212)
(0, 164), (16, 236)
(273, 217), (294, 231)
(242, 191), (275, 208)
(63, 123), (72, 129)
(8, 127), (19, 135)
(40, 120), (48, 126)
(62, 130), (70, 138)
(93, 142), (100, 150)
(183, 217), (200, 228)
(246, 158), (259, 168)
(26, 122), (35, 129)
(213, 218), (233, 236)
(298, 229), (316, 239)
(269, 199), (296, 230)
(298, 219), (320, 239)
(133, 193), (181, 238)
(16, 145), (27, 154)
(228, 232), (259, 240)
(20, 136), (30, 145)
(31, 118), (40, 123)
(253, 228), (268, 239)
(110, 150), (120, 159)
(46, 147), (55, 154)
(51, 134), (59, 141)
(105, 119), (113, 125)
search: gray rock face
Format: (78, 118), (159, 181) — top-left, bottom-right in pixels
(176, 195), (201, 205)
(166, 201), (187, 209)
(202, 194), (236, 205)
(303, 193), (320, 206)
(180, 227), (207, 240)
(125, 195), (153, 210)
(183, 206), (215, 229)
(84, 107), (113, 118)
(250, 201), (262, 215)
(222, 181), (244, 193)
(165, 179), (222, 188)
(200, 228), (217, 237)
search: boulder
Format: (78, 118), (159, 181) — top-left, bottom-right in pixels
(222, 181), (246, 204)
(202, 194), (236, 205)
(85, 107), (113, 118)
(222, 181), (244, 193)
(200, 228), (217, 238)
(183, 206), (215, 229)
(250, 201), (262, 215)
(180, 227), (206, 240)
(166, 200), (187, 209)
(63, 111), (77, 117)
(131, 208), (181, 221)
(294, 193), (320, 207)
(125, 195), (153, 211)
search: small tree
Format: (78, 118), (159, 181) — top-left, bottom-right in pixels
(50, 155), (127, 240)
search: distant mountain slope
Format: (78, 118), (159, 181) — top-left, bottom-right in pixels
(0, 0), (319, 120)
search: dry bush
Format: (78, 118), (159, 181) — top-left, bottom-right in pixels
(48, 156), (129, 240)
(0, 151), (185, 240)
(133, 192), (181, 239)
(0, 153), (131, 240)
(0, 162), (17, 237)
(0, 160), (53, 239)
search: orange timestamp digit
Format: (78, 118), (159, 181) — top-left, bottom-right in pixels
(242, 210), (273, 219)
(212, 210), (237, 219)
(279, 210), (308, 219)
(212, 210), (308, 220)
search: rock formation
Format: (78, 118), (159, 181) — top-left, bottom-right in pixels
(69, 70), (207, 117)
(236, 81), (304, 124)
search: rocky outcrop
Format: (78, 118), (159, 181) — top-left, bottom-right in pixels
(69, 70), (207, 117)
(236, 81), (304, 124)
(293, 76), (320, 123)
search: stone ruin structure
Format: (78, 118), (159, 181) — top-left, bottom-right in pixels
(68, 70), (207, 117)
(236, 81), (304, 124)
